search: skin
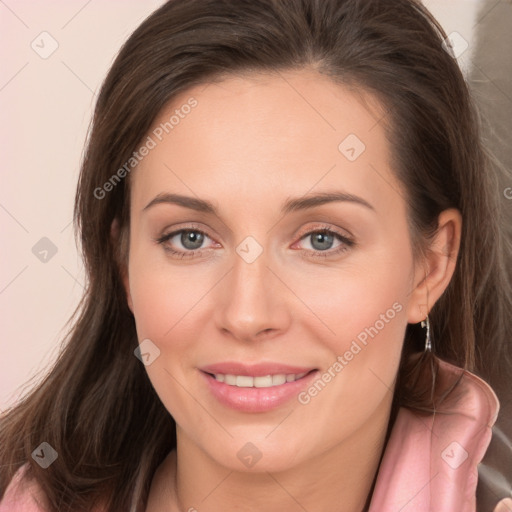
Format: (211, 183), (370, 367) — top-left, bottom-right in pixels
(115, 68), (462, 512)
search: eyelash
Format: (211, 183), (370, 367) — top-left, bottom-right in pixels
(154, 224), (355, 260)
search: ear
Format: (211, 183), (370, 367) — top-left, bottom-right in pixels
(110, 218), (133, 313)
(406, 208), (462, 323)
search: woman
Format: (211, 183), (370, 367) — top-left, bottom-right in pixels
(1, 0), (511, 510)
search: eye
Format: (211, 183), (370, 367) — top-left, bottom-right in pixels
(294, 226), (355, 258)
(155, 226), (215, 259)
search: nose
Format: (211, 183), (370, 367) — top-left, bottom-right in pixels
(215, 246), (291, 343)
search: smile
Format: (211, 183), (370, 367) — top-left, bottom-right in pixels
(211, 372), (309, 388)
(200, 367), (318, 413)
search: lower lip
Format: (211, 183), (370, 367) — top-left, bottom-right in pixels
(200, 370), (319, 413)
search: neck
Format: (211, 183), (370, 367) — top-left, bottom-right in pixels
(165, 396), (394, 512)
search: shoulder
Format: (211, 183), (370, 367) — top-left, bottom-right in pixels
(0, 464), (47, 511)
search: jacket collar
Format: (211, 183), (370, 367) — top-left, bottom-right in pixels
(369, 357), (500, 512)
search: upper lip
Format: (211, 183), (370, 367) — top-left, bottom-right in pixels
(200, 362), (317, 377)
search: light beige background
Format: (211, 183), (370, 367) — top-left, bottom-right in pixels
(1, 0), (510, 410)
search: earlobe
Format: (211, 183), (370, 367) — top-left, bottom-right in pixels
(406, 208), (462, 324)
(110, 218), (133, 313)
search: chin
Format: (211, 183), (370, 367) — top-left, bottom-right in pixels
(203, 435), (307, 474)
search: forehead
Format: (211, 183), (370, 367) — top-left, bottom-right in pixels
(131, 69), (404, 216)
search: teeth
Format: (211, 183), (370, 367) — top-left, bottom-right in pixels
(236, 375), (254, 387)
(272, 374), (287, 386)
(224, 374), (237, 385)
(213, 372), (308, 388)
(254, 375), (273, 388)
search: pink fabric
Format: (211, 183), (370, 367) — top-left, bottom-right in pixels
(0, 463), (46, 511)
(0, 358), (507, 511)
(369, 358), (501, 511)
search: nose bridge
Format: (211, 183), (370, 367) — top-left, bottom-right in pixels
(216, 235), (287, 340)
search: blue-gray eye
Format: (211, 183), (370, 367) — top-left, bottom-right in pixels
(179, 230), (205, 250)
(309, 231), (335, 251)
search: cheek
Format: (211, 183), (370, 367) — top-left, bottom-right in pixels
(293, 245), (412, 408)
(127, 255), (204, 425)
(128, 247), (203, 340)
(291, 284), (407, 456)
(295, 248), (412, 350)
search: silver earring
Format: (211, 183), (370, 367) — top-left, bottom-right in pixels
(421, 315), (432, 352)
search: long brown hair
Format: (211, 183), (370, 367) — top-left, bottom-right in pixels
(1, 1), (511, 510)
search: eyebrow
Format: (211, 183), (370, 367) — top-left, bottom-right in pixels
(142, 191), (376, 215)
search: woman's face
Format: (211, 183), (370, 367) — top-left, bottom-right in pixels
(122, 69), (427, 472)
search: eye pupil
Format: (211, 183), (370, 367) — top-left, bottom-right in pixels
(182, 231), (204, 250)
(311, 232), (333, 251)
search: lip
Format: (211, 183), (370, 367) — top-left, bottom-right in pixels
(200, 362), (316, 377)
(199, 362), (319, 413)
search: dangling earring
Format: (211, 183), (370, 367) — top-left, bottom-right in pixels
(421, 315), (432, 352)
